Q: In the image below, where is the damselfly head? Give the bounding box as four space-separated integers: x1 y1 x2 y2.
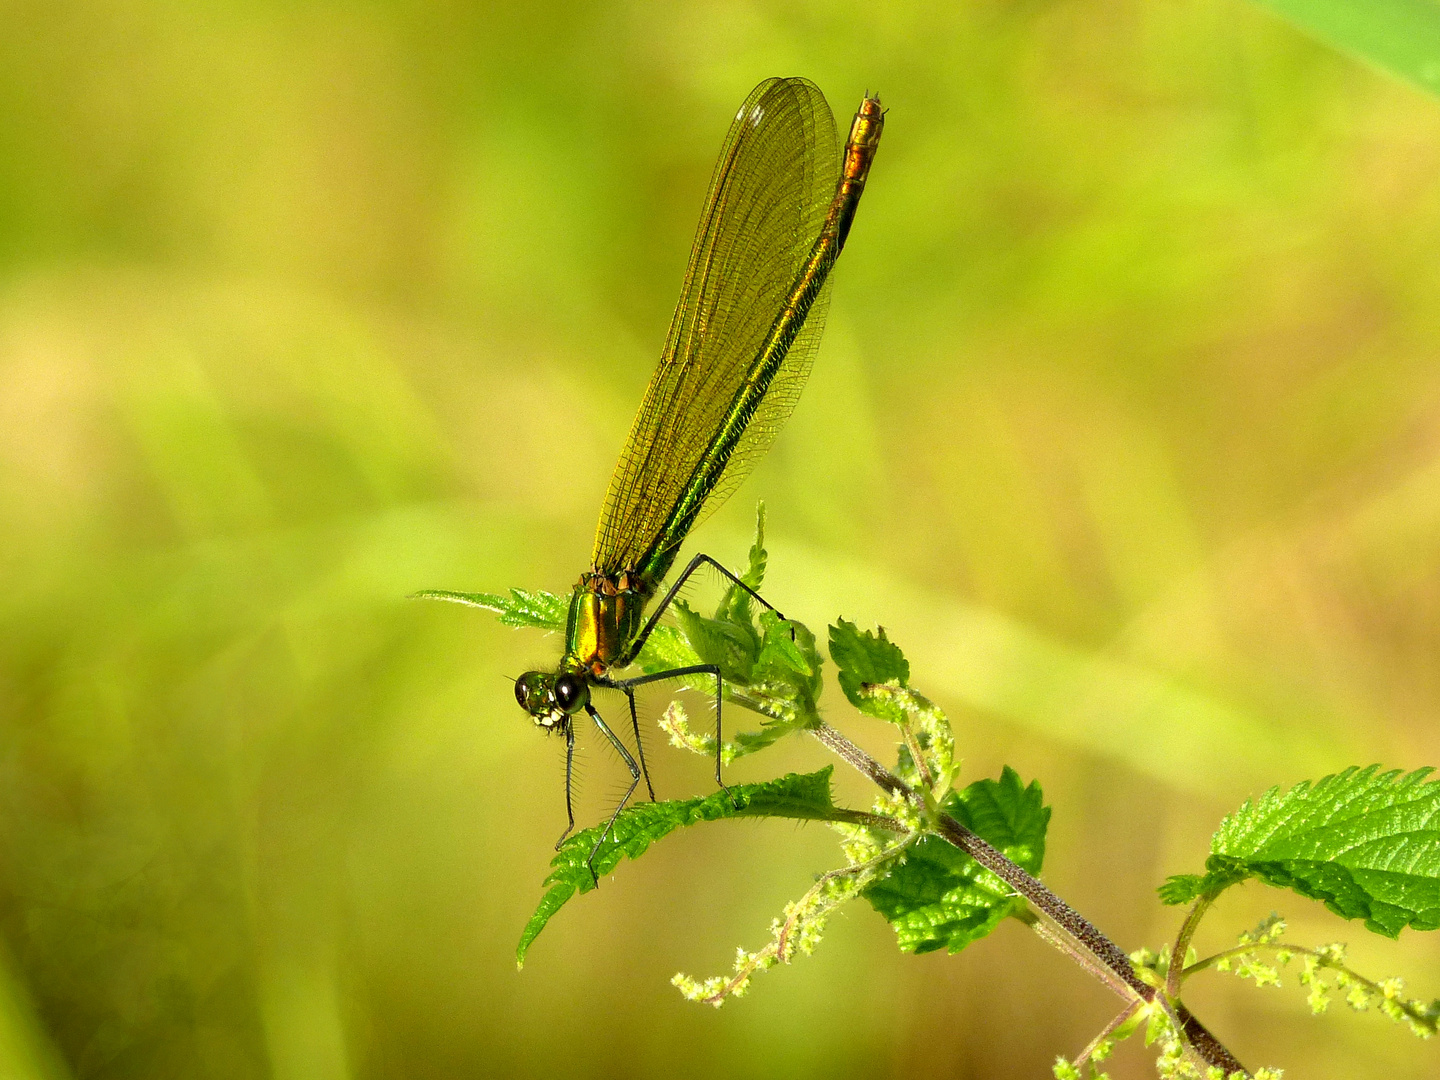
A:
514 669 589 730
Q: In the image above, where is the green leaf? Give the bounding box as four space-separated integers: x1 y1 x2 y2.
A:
1188 766 1440 937
754 611 814 681
1252 0 1440 100
1156 863 1250 907
1157 874 1209 906
726 724 794 758
518 768 838 966
863 767 1050 954
674 599 758 681
749 612 822 715
715 503 768 627
741 502 768 591
411 587 567 631
829 618 909 689
634 623 700 673
829 619 911 722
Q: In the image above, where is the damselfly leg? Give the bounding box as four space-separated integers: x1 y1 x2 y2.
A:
583 703 643 885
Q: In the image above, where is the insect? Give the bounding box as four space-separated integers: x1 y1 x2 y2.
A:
513 77 883 876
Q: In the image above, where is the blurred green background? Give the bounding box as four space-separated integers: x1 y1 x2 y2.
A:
2 1 1439 1077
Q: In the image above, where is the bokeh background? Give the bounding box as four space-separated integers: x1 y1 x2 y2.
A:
2 1 1439 1077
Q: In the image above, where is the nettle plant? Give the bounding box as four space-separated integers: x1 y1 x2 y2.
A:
434 510 1440 1079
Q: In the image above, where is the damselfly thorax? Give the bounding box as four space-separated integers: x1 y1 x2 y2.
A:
562 571 652 677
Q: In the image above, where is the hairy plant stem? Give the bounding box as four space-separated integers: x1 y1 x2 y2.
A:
1169 897 1213 1000
898 725 936 790
809 721 1248 1077
1015 909 1141 1002
1074 1001 1143 1070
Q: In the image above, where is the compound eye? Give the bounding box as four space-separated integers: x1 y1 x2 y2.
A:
553 674 589 714
514 672 550 714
